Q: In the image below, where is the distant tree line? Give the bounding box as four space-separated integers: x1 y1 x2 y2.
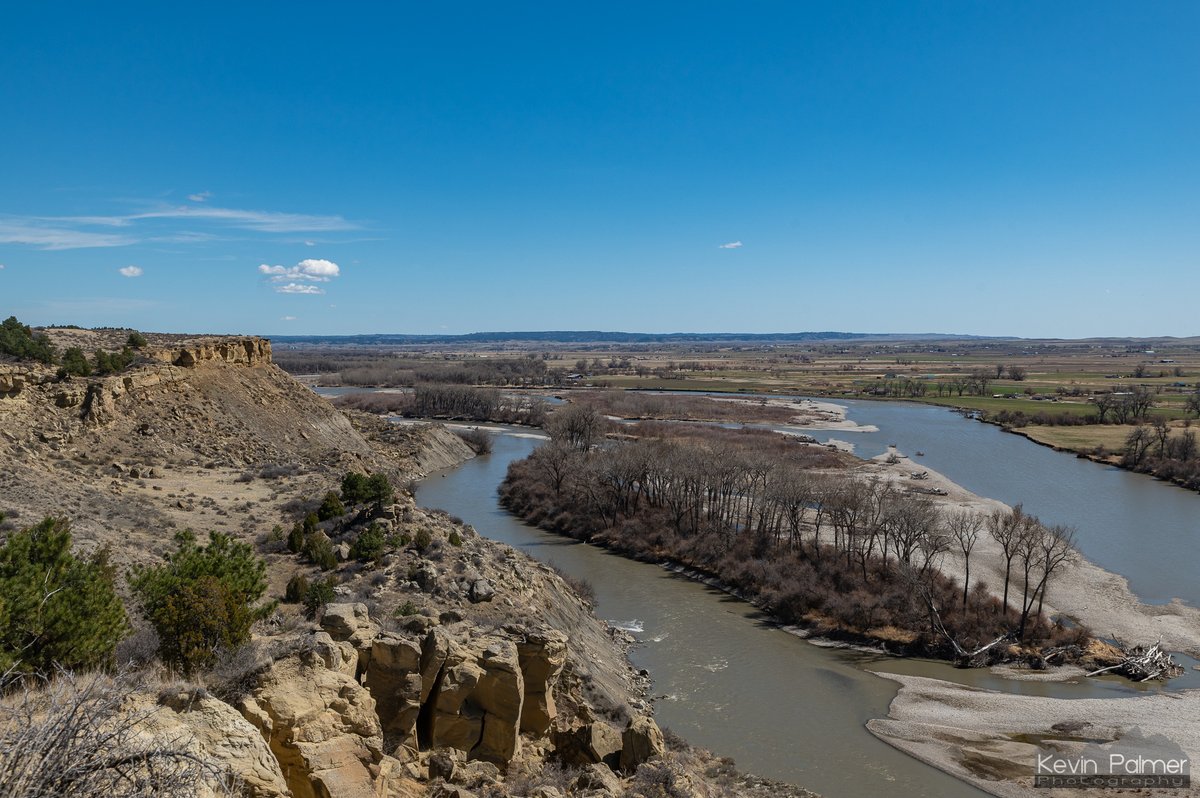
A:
334 385 548 425
0 316 147 377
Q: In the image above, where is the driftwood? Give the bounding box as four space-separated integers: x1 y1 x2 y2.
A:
1086 638 1182 681
922 586 1013 667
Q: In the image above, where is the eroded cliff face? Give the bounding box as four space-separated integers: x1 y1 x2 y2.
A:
0 335 469 572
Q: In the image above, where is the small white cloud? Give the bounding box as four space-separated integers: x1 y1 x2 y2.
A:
119 265 143 277
718 241 743 249
187 191 212 202
258 258 340 283
280 315 298 321
304 240 316 247
276 283 324 295
0 264 5 270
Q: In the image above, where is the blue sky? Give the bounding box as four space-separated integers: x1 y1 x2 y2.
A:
1 2 1196 337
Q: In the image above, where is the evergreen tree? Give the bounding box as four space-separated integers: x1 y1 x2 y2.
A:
0 517 128 674
0 316 56 364
129 530 274 673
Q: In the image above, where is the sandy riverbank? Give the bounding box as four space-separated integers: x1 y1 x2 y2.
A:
868 672 1200 797
858 448 1200 797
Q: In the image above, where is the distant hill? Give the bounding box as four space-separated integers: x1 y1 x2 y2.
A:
269 330 1000 346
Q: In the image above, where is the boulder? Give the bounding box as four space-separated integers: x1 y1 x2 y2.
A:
573 762 623 795
621 715 666 771
427 747 464 782
530 787 565 798
131 689 290 798
552 720 623 768
467 579 494 603
319 602 379 650
470 639 524 764
516 629 567 735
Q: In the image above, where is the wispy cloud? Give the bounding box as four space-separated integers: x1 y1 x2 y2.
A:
275 283 325 295
187 191 212 202
280 315 298 321
118 265 143 277
0 203 361 250
125 206 358 233
718 241 743 249
0 218 137 250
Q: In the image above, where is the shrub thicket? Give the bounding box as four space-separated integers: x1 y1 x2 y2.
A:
350 523 387 562
0 517 127 674
58 347 92 377
129 531 274 674
340 471 393 506
316 491 345 521
284 573 310 603
0 316 55 364
303 577 337 618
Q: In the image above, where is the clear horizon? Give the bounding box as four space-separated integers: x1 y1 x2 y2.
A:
2 3 1197 338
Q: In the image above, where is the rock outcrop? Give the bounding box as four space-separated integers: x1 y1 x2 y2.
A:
517 629 568 736
238 640 386 798
130 688 291 798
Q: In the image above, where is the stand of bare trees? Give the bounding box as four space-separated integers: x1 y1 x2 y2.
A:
503 422 1084 662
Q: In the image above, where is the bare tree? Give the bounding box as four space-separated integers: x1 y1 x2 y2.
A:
987 504 1028 615
549 403 604 451
1031 524 1076 623
1006 365 1027 381
1123 425 1153 467
946 509 983 610
1186 390 1200 419
1150 416 1171 458
1092 392 1115 424
970 369 992 396
530 441 577 496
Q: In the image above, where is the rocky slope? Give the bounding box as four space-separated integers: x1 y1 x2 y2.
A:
0 333 819 798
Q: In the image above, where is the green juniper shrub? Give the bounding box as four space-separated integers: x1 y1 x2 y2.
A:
316 491 345 521
341 470 393 506
340 471 370 504
126 331 148 349
58 346 92 378
413 528 433 553
0 316 56 364
303 512 319 534
92 346 137 376
303 577 337 618
285 573 310 603
303 533 337 571
0 517 127 674
365 473 393 505
448 530 463 547
129 530 274 674
395 600 419 617
349 523 386 563
287 523 305 553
